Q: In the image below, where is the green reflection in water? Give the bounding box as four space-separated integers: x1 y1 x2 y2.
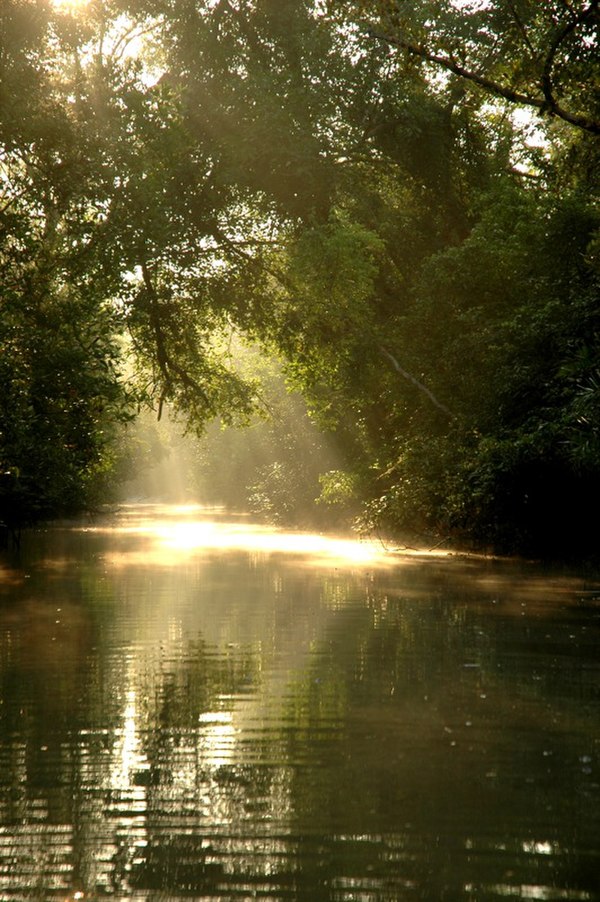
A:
0 505 598 900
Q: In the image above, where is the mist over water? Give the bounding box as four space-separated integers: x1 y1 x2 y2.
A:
0 505 599 900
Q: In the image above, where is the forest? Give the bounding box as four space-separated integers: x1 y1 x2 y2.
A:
1 0 599 559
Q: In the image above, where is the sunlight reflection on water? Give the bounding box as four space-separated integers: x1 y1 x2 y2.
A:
85 503 413 567
1 504 599 901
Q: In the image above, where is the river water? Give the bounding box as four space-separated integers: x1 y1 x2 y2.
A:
0 503 598 901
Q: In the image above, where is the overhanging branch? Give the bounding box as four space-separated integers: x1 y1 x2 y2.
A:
367 20 600 135
541 0 598 117
140 262 213 418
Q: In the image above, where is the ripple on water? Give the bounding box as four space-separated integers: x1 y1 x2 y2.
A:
0 506 598 900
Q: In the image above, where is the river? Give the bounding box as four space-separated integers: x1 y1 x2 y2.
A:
0 503 598 901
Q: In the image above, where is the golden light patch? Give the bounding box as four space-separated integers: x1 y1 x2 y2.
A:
51 0 91 12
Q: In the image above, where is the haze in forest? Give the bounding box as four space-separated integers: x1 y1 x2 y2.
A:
1 0 598 560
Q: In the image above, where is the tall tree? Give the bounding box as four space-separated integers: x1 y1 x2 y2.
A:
0 0 139 519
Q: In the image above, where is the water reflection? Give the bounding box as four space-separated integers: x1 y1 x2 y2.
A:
93 502 398 568
0 505 598 900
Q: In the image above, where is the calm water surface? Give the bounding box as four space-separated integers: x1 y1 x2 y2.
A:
0 504 599 901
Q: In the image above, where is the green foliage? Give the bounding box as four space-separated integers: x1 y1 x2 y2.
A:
338 0 600 135
264 220 383 404
1 0 598 557
352 185 600 555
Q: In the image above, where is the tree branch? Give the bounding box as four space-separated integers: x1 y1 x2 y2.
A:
210 225 295 292
140 262 213 417
541 0 598 116
379 346 454 418
507 0 538 60
367 25 600 135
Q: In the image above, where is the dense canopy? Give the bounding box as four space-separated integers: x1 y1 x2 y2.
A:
1 0 599 558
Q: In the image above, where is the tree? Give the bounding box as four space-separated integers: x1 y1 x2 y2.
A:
0 0 140 522
1 0 598 558
334 0 600 135
0 0 267 520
